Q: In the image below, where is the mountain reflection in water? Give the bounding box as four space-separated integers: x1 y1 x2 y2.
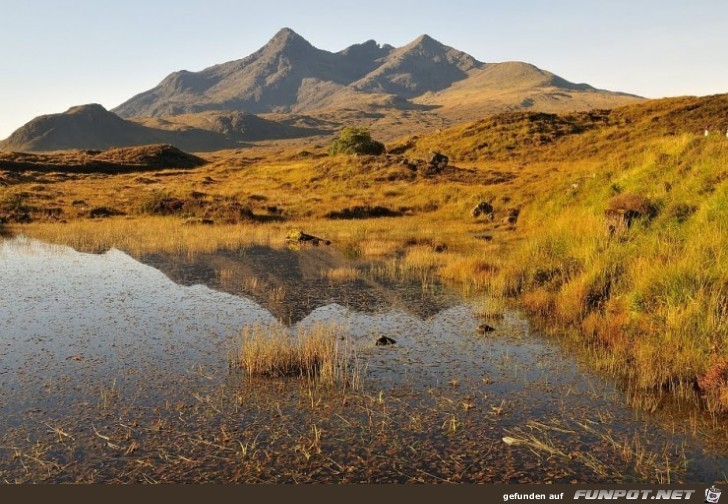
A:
138 245 462 324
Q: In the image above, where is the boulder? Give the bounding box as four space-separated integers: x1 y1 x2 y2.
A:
375 336 397 346
285 229 331 246
429 152 449 168
476 323 495 335
471 202 494 219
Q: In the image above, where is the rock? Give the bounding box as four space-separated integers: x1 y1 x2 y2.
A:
476 323 495 335
418 152 448 176
286 229 331 246
429 152 449 168
471 202 494 219
375 336 397 346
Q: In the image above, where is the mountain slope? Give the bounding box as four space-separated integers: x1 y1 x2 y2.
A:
113 28 641 121
413 61 641 121
136 110 326 142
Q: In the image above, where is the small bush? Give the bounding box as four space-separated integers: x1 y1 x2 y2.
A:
329 127 385 156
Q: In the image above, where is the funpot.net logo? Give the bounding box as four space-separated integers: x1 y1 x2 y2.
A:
705 487 721 504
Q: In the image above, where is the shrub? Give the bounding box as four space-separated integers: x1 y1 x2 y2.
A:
329 127 385 156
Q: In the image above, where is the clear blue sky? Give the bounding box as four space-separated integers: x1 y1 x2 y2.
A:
1 0 726 138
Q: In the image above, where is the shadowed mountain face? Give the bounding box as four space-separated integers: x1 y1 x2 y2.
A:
137 245 462 325
0 104 322 152
350 34 482 98
114 28 392 117
113 28 640 119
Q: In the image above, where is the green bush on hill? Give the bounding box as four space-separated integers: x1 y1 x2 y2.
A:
329 127 385 156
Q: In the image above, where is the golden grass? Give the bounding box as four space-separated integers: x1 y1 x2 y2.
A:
6 94 728 412
236 323 364 391
20 217 278 255
320 266 361 282
474 295 507 321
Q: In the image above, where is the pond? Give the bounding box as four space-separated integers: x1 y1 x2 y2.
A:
0 236 726 483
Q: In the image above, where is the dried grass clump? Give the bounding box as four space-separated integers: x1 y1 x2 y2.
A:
236 323 364 390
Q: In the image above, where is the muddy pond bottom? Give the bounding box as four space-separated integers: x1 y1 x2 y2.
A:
0 237 726 483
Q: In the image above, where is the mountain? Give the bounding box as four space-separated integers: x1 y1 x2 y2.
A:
114 28 639 121
3 29 644 152
0 104 321 152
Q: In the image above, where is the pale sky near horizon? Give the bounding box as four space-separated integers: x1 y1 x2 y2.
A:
1 0 726 138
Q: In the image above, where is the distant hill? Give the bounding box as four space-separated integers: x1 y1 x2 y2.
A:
0 104 321 152
113 28 642 121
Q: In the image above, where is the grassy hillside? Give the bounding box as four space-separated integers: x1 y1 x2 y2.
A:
4 93 728 412
399 94 728 411
495 133 728 408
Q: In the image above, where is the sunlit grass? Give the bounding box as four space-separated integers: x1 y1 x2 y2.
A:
6 97 728 411
235 323 364 391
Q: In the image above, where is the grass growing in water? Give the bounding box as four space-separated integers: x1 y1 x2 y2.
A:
236 323 364 391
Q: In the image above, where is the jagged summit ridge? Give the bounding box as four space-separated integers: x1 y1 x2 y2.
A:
112 29 488 117
111 28 637 120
